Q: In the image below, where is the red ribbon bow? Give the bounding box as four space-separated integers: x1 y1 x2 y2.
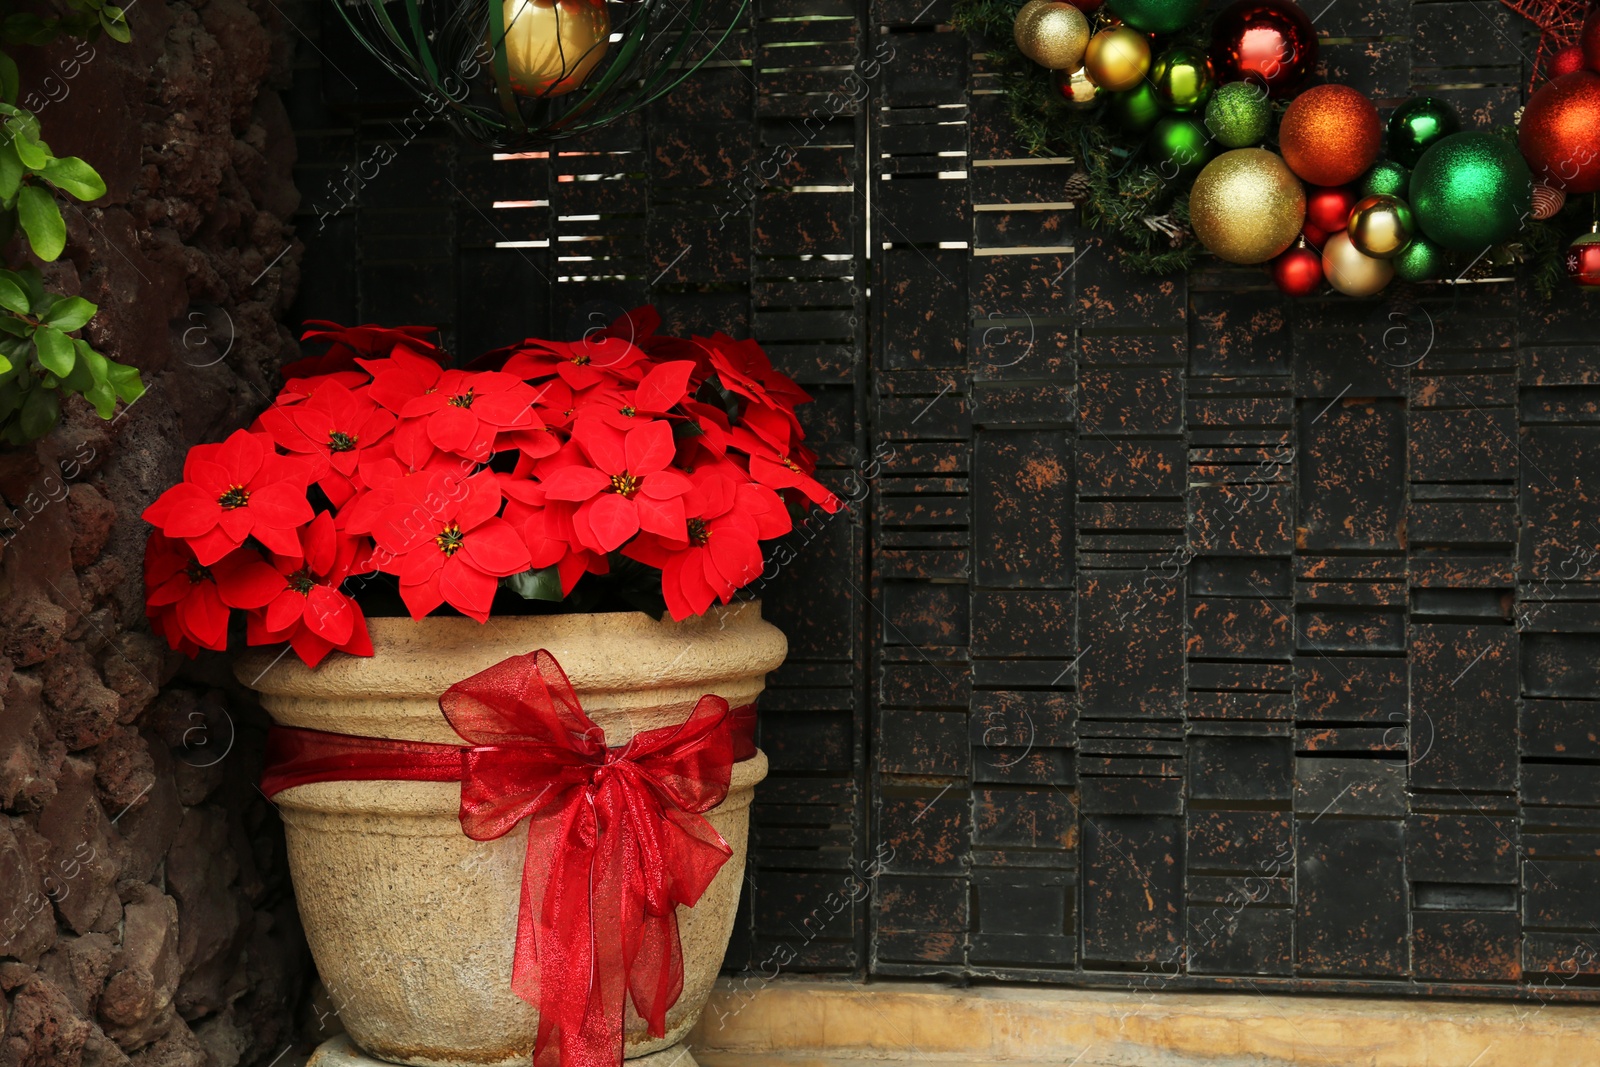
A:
261 649 751 1067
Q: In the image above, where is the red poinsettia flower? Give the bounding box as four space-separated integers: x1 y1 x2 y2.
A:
337 439 474 546
143 429 315 565
539 419 693 554
146 307 828 660
676 399 736 469
244 513 374 667
277 369 371 405
734 400 815 472
704 332 812 430
364 352 541 460
501 336 648 390
581 360 697 431
258 380 396 507
623 468 792 620
144 534 283 655
283 321 442 380
369 469 531 622
499 475 609 595
728 419 837 512
598 306 714 379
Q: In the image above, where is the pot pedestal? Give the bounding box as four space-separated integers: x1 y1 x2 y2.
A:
309 1035 700 1067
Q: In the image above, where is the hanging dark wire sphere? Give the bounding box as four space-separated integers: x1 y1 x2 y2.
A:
334 0 742 149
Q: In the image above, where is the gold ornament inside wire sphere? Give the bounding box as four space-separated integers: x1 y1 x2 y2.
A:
1346 194 1415 259
1015 0 1091 70
1083 25 1150 91
1188 148 1307 264
502 0 612 97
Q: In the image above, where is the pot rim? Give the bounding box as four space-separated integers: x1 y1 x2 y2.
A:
235 601 786 700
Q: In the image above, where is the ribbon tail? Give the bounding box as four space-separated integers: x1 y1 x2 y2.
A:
529 795 632 1067
526 801 598 1067
627 909 685 1039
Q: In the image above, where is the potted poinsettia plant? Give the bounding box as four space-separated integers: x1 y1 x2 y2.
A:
141 309 837 1067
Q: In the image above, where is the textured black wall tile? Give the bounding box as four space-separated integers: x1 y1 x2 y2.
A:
301 0 1600 1002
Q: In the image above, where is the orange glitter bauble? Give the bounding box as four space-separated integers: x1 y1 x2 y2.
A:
1519 71 1600 194
1278 84 1383 187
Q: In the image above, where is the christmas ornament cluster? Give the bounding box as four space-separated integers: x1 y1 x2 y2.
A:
969 0 1600 294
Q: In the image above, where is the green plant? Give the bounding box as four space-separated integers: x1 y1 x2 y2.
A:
0 0 140 444
0 0 129 59
0 266 141 442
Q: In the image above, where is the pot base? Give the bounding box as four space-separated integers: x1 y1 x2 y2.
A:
308 1034 701 1067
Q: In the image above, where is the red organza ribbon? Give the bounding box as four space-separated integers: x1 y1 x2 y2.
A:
261 649 756 1067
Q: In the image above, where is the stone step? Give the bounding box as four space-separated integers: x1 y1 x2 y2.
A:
687 978 1600 1067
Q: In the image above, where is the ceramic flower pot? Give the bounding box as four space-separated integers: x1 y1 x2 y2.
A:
236 603 783 1067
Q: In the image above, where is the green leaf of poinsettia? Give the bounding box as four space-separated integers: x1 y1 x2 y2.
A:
504 566 565 602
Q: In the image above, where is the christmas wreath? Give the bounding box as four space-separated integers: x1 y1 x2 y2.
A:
951 0 1600 297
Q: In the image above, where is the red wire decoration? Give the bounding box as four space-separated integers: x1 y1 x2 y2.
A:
262 649 757 1067
1499 0 1591 86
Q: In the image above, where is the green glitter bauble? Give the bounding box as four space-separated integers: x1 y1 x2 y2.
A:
1391 233 1450 282
1104 0 1207 33
1204 81 1272 148
1108 82 1164 133
1386 96 1461 169
1408 132 1532 251
1361 160 1410 199
1147 116 1214 181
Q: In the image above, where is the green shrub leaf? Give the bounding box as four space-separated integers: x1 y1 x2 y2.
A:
0 142 25 201
33 324 73 376
0 53 17 105
17 384 58 439
11 131 46 171
106 360 143 403
0 270 28 314
43 295 94 331
17 185 65 260
40 156 104 201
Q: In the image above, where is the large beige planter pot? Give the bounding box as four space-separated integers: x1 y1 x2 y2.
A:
236 604 783 1067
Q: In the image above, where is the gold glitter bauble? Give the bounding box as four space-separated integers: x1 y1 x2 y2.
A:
1189 148 1307 264
501 0 610 97
1322 230 1394 296
1014 0 1090 70
1083 26 1150 91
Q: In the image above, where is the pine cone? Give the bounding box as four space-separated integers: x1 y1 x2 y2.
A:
1064 170 1092 202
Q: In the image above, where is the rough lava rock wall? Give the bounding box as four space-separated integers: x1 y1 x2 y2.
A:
0 1 309 1065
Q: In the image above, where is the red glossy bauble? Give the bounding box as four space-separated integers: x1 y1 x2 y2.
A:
1568 229 1600 286
1583 9 1600 72
1272 242 1324 295
1209 0 1318 98
1518 70 1600 193
1549 43 1586 80
1066 0 1105 10
1280 84 1383 186
1306 186 1358 233
1301 223 1328 247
